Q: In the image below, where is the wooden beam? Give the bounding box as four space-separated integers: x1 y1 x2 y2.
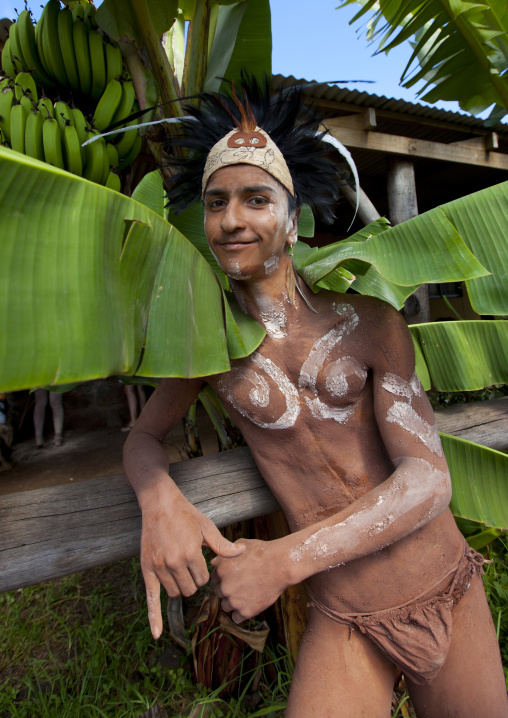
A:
435 397 508 452
325 120 508 170
0 447 280 594
451 132 499 151
327 108 377 131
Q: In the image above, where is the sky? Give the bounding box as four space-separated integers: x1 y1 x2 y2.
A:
0 0 483 118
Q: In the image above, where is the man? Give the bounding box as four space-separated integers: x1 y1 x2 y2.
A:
124 79 507 717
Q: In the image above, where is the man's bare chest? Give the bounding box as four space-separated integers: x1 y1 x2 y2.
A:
208 302 370 431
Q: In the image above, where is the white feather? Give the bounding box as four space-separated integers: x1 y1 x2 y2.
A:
320 132 360 229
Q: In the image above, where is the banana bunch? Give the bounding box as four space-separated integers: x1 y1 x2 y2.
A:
0 1 157 185
0 75 121 190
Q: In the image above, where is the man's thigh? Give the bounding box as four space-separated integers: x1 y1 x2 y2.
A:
407 573 508 718
286 608 396 718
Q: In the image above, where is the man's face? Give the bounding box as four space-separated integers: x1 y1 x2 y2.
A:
203 164 297 281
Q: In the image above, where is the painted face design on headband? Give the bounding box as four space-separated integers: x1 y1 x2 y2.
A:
227 131 267 148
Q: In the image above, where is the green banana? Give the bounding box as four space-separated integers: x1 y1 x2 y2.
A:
1 38 17 79
37 96 55 120
93 77 122 131
57 7 80 93
72 3 84 22
106 141 119 169
42 113 65 169
105 171 121 192
114 117 138 158
101 138 110 183
0 128 6 146
88 29 106 102
35 2 50 77
54 100 74 135
14 72 38 112
8 22 26 73
71 106 88 164
10 102 29 153
118 132 142 171
16 9 51 86
24 107 45 161
73 18 92 96
63 122 82 176
41 0 69 87
104 41 123 84
84 131 106 183
0 86 15 144
111 78 135 126
83 3 97 29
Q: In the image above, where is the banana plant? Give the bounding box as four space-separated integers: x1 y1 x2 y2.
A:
338 0 508 124
94 0 271 172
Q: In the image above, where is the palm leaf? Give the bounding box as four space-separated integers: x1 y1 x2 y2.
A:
0 147 263 391
339 0 508 122
442 432 508 529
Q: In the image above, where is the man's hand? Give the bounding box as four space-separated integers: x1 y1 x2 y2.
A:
210 538 292 624
140 493 245 639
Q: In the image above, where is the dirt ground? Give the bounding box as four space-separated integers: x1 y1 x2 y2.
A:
0 380 219 496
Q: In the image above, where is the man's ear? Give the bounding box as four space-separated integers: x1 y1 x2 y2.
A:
288 208 301 244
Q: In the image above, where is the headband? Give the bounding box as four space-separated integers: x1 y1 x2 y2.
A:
201 126 295 197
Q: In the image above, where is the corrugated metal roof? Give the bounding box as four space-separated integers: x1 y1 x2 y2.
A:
272 74 508 135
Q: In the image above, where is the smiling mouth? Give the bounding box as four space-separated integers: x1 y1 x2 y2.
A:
217 238 257 249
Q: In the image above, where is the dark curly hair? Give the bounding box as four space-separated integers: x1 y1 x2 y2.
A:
163 75 341 224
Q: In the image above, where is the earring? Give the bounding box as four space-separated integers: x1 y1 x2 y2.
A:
286 242 296 305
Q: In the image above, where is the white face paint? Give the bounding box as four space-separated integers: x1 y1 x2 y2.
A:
264 255 279 276
386 402 443 456
290 457 448 565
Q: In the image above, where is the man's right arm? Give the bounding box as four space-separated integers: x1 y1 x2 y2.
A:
123 378 245 639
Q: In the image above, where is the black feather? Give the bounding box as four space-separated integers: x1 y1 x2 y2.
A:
163 74 341 224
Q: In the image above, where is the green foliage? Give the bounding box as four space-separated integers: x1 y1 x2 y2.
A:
483 538 508 687
339 0 508 123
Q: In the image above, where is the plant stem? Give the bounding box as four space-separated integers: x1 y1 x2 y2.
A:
129 0 182 117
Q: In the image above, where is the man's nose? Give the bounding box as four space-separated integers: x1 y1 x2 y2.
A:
220 200 245 233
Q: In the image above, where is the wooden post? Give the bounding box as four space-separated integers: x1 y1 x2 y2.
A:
387 157 430 324
339 183 381 226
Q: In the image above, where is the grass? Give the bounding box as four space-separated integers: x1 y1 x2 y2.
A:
1 542 507 717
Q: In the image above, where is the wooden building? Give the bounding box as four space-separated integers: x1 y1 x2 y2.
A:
273 75 508 321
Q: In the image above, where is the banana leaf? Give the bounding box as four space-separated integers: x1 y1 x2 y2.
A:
440 183 508 315
0 146 263 391
442 433 508 530
297 204 488 297
339 0 508 123
411 321 508 391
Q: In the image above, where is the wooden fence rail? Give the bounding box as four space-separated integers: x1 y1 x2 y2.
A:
0 398 507 594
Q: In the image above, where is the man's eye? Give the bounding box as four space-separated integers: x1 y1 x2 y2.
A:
250 196 268 206
208 199 226 209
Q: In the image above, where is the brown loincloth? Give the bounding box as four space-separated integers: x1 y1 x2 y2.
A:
307 540 487 685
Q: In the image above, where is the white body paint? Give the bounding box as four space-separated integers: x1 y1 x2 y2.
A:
387 402 443 456
382 371 442 456
290 457 448 566
220 302 364 429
